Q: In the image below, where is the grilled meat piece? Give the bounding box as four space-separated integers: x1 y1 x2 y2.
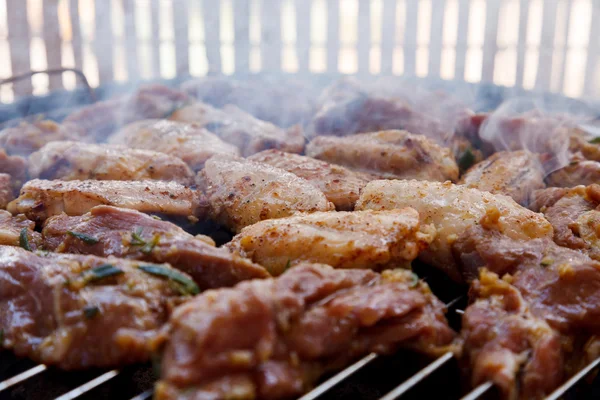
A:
0 149 28 192
460 150 545 206
28 141 195 185
0 245 193 369
0 119 85 156
356 180 553 281
109 119 239 171
0 210 41 248
545 160 600 187
152 264 455 400
199 155 334 232
248 150 373 211
226 209 435 275
306 130 459 182
8 179 207 222
170 102 304 156
63 84 191 139
461 270 564 400
0 173 14 208
43 205 269 289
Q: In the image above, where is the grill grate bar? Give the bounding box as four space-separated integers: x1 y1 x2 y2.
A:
54 370 120 400
130 389 153 400
0 364 47 393
378 351 455 400
460 381 494 400
545 356 600 400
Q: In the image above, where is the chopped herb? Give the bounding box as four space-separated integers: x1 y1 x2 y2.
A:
540 257 554 267
138 265 200 295
130 228 146 246
83 305 100 319
569 161 580 166
458 148 476 172
284 259 292 272
409 272 419 288
151 215 162 221
141 235 160 255
589 137 600 144
67 231 99 245
130 228 159 254
19 228 31 251
80 264 124 285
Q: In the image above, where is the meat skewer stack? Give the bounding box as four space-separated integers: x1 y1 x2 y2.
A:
0 76 599 400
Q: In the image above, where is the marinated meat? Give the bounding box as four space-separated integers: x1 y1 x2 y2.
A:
0 119 85 156
0 149 28 192
28 141 195 185
63 84 191 139
170 102 304 156
152 264 455 400
0 173 14 208
545 160 600 187
356 180 553 281
461 270 564 400
8 179 207 222
460 150 545 206
0 210 41 249
43 205 269 289
0 245 193 369
306 130 459 182
226 209 435 275
109 119 239 171
248 149 373 211
199 155 334 232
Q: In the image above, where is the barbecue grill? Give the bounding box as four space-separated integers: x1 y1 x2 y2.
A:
1 1 600 399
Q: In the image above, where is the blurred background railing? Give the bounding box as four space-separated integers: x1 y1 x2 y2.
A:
0 0 598 103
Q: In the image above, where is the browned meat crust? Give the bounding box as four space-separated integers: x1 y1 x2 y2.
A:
0 119 85 156
306 130 459 182
248 149 373 211
0 173 14 209
545 160 600 187
0 245 192 369
42 205 269 289
170 102 305 156
152 264 455 400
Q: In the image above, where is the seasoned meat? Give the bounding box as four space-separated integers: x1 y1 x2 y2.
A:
43 205 269 289
109 119 239 171
356 180 553 281
152 264 455 400
8 179 207 222
0 245 193 369
248 150 373 210
0 173 14 208
63 84 191 139
226 209 435 275
0 119 85 156
460 150 545 205
181 76 317 127
170 102 304 156
0 210 41 249
306 130 459 182
545 160 600 187
199 155 334 232
0 149 28 192
461 270 564 400
528 185 600 260
28 141 195 185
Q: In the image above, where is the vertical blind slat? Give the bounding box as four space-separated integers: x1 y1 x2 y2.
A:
203 0 222 73
150 0 161 78
69 0 83 72
173 0 190 75
380 0 397 74
428 0 446 77
233 0 250 73
481 0 500 82
94 0 114 83
6 0 32 96
557 0 573 93
43 0 63 89
327 0 339 73
261 0 282 71
357 0 371 74
404 0 418 76
455 0 470 79
515 0 530 87
295 0 311 72
123 0 139 82
584 0 600 96
535 0 558 90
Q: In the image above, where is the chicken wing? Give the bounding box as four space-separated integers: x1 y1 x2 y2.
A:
0 119 85 156
170 102 304 156
28 141 195 185
109 119 239 171
305 130 459 182
355 180 553 281
226 208 435 275
248 149 373 210
460 150 545 206
199 155 334 232
8 179 207 222
43 205 269 289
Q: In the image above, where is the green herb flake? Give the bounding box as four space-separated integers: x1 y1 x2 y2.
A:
130 228 146 246
67 231 99 245
19 228 31 251
81 264 124 284
284 259 292 272
83 305 100 319
458 148 476 172
138 265 200 296
540 257 554 267
141 235 160 255
589 137 600 144
409 272 419 288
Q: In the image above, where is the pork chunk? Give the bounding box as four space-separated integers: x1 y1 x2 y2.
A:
0 119 84 156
